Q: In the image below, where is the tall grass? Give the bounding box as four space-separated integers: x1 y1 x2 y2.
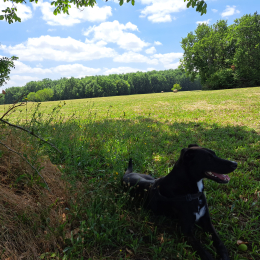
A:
0 87 260 259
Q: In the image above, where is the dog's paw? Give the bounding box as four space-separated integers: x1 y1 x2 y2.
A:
220 256 230 260
217 246 230 260
200 251 215 260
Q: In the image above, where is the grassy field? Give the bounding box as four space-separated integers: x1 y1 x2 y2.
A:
0 87 260 260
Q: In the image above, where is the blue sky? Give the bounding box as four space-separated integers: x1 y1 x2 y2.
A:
0 0 258 91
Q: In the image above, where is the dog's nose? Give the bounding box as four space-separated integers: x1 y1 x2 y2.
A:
230 161 238 169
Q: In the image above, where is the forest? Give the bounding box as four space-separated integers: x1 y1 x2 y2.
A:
1 69 202 104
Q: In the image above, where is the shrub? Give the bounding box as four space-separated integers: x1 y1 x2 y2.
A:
171 83 182 91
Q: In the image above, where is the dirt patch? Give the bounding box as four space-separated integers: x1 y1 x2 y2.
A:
133 106 143 112
183 101 241 111
154 101 170 107
182 101 216 111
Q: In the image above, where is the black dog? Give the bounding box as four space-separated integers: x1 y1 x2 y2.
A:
122 144 237 260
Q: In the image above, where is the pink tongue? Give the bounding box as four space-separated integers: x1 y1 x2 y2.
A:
212 172 230 181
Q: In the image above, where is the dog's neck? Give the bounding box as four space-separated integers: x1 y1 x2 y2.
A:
159 164 203 197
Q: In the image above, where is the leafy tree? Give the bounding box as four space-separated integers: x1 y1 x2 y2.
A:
63 77 81 99
150 74 167 93
27 92 37 101
0 92 5 104
180 21 229 86
0 56 18 87
131 72 151 94
85 79 102 98
35 88 54 101
3 86 23 103
180 14 260 90
116 79 130 95
184 0 207 15
159 69 176 91
230 12 260 87
98 76 117 96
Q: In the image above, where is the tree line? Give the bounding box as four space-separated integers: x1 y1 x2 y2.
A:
1 69 202 104
180 12 260 90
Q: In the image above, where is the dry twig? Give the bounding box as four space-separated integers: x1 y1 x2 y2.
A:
0 118 62 154
0 93 62 154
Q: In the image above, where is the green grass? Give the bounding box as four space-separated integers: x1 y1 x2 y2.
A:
1 87 260 259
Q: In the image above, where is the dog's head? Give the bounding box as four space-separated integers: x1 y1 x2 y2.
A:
179 144 237 184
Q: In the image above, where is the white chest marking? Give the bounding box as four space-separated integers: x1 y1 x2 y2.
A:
194 179 205 222
197 179 204 192
194 206 206 222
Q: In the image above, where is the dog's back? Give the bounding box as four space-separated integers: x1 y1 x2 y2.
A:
123 158 156 197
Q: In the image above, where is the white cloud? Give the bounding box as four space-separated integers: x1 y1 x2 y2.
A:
1 61 101 90
152 52 183 68
196 19 211 25
113 51 158 65
0 1 32 22
139 0 186 23
1 75 39 90
212 9 218 13
103 67 145 75
147 13 172 23
221 5 240 17
32 0 112 26
52 64 101 77
154 41 162 45
11 60 101 77
11 60 52 74
83 20 149 52
163 61 180 70
0 35 117 62
147 67 156 71
47 28 56 32
145 46 156 54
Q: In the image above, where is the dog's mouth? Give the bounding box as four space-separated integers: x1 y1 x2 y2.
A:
205 171 230 183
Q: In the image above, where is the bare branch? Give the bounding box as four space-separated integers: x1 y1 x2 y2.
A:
0 118 62 154
0 93 27 120
0 102 25 120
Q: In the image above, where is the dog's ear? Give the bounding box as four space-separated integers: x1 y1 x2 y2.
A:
183 149 196 162
188 144 199 148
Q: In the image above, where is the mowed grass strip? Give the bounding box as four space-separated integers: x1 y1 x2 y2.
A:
1 87 260 260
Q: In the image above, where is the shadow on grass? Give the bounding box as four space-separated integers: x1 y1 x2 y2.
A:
22 116 260 259
43 116 260 180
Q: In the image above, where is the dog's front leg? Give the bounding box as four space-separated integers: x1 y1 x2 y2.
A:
199 207 230 260
180 216 214 260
